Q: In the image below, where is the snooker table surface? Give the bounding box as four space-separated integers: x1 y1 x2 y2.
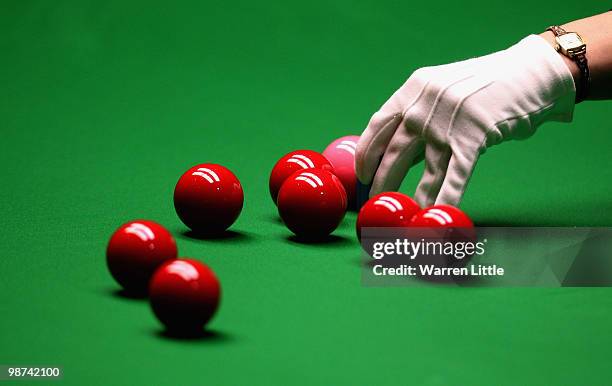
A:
1 1 611 385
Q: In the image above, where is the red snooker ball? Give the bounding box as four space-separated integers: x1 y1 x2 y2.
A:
409 205 473 228
409 204 475 246
174 164 244 234
106 220 178 294
322 135 360 210
277 169 347 238
149 258 221 333
409 205 475 270
356 192 420 240
269 150 334 204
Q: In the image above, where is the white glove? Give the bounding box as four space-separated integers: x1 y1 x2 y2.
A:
355 35 576 207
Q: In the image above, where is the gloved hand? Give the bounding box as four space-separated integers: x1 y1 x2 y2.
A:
355 35 576 207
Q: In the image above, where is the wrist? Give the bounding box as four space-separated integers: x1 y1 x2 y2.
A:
539 30 583 101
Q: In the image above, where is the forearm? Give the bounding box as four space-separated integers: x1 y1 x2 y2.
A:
539 11 612 101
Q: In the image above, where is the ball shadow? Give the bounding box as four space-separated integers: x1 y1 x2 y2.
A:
351 255 367 267
285 234 351 246
179 229 253 242
153 328 234 343
263 214 284 225
473 220 535 227
105 288 147 301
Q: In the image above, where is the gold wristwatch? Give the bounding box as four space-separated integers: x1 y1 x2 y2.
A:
547 26 590 102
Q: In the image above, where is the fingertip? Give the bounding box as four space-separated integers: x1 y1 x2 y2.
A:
367 181 382 198
413 189 433 208
434 152 478 207
355 133 374 184
434 185 461 207
355 164 373 186
356 166 374 185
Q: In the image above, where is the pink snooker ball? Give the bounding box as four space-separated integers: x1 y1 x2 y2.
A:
322 135 360 210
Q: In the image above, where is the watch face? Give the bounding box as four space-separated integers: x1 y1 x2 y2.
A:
558 33 584 50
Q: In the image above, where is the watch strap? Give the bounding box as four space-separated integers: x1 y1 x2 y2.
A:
547 25 590 102
547 25 567 37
